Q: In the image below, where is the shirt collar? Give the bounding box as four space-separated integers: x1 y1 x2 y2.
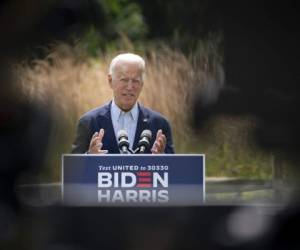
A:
111 99 139 121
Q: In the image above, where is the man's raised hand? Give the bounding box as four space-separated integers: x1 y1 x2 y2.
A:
151 129 166 154
88 128 108 154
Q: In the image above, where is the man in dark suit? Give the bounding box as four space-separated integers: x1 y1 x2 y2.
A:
72 53 174 154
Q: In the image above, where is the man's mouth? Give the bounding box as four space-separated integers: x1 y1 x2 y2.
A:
122 93 134 97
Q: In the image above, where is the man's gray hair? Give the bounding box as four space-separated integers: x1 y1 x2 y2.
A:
109 53 145 80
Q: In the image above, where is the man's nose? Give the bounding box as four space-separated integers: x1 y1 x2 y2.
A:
126 79 134 89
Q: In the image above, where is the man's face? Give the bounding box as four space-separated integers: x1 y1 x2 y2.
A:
108 61 143 111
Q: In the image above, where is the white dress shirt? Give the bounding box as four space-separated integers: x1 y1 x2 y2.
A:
110 99 139 149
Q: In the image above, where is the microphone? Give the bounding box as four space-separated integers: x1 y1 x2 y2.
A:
138 130 152 153
117 130 130 154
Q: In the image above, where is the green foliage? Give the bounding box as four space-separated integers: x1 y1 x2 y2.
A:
80 0 148 56
100 0 148 39
180 116 273 179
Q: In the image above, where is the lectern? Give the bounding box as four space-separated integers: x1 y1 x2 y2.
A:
62 154 205 206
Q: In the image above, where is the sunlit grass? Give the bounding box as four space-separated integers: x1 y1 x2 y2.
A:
16 43 272 182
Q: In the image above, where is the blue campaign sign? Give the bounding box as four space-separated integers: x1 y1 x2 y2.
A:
62 154 205 206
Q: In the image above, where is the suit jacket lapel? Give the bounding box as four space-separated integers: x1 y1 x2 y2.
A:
98 101 119 153
133 104 150 150
99 102 151 153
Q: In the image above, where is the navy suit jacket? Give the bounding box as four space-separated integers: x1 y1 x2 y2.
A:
71 102 175 154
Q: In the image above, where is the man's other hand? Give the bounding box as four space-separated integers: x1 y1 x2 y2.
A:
88 128 108 154
151 129 166 154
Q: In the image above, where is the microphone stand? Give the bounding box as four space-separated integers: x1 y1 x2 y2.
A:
120 148 138 154
131 148 140 154
124 147 142 154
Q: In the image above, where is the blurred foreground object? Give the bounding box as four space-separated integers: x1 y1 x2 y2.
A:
193 1 300 157
0 0 99 247
1 0 300 249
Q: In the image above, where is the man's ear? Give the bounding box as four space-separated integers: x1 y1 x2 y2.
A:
108 74 113 88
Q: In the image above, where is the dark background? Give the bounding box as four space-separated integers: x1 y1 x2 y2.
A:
1 0 300 249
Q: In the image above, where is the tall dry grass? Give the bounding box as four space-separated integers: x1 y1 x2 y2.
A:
16 44 208 180
16 43 272 182
18 45 199 143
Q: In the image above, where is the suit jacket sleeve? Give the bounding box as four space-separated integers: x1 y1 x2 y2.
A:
162 118 175 154
71 116 94 153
